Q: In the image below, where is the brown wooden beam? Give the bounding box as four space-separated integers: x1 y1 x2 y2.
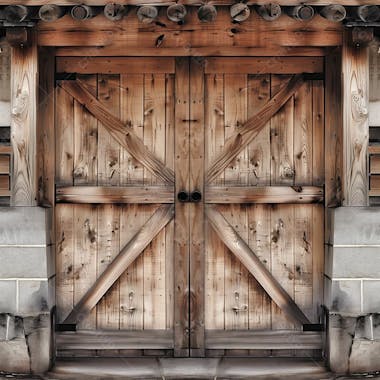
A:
205 186 324 204
56 186 174 204
63 204 174 325
206 206 311 326
59 79 175 185
206 74 304 184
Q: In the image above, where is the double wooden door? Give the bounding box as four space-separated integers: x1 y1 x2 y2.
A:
55 56 325 357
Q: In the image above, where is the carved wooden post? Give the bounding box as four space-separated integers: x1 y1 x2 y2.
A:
342 29 369 206
10 31 38 206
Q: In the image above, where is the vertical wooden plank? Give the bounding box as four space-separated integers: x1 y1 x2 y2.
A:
55 84 74 186
313 80 325 187
205 73 225 349
97 74 120 186
325 49 343 207
270 75 294 186
247 75 271 186
56 204 74 323
120 74 144 185
270 204 295 356
247 204 271 356
189 57 205 356
342 30 369 206
165 74 175 330
74 204 97 330
37 47 55 207
174 57 190 357
224 74 248 185
143 72 167 330
73 75 98 186
11 32 38 206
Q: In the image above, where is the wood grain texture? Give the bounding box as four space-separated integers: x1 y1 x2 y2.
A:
56 186 174 203
64 204 174 325
59 79 175 185
206 206 310 326
205 186 323 204
10 31 38 206
342 30 369 206
206 75 304 184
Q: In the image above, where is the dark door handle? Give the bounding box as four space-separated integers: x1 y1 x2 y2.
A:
177 191 190 202
190 190 202 203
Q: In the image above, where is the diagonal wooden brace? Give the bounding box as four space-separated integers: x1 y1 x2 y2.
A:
206 205 310 326
63 204 175 325
59 80 175 185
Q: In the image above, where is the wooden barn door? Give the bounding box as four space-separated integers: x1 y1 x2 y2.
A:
199 57 326 357
54 56 325 358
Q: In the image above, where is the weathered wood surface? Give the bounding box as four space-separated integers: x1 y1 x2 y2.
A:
11 31 38 206
206 330 322 350
206 75 304 184
64 204 174 325
342 30 369 206
205 57 323 74
56 186 174 203
205 186 323 204
56 330 173 350
206 206 310 326
59 79 175 185
37 9 342 49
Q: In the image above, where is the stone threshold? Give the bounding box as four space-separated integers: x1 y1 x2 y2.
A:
47 357 331 379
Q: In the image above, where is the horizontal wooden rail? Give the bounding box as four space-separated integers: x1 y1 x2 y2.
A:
206 330 322 350
205 186 323 204
56 186 174 204
56 329 173 350
206 205 310 326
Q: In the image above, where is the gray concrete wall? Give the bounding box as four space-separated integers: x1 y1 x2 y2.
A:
0 207 54 374
325 207 380 374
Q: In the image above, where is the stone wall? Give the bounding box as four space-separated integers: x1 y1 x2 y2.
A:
0 207 54 373
325 207 380 374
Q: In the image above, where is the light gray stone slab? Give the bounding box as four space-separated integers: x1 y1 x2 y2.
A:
331 247 380 278
330 280 361 313
18 280 49 314
349 338 380 373
0 247 50 278
0 338 30 373
363 281 380 313
0 206 51 245
0 280 17 313
330 207 380 246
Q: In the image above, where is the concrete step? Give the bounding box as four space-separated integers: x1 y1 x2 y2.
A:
48 357 333 379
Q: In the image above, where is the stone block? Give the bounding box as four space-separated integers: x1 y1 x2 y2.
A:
18 280 49 314
331 247 380 278
363 281 380 313
0 206 51 246
0 338 30 373
0 247 51 278
330 207 380 246
0 280 17 313
349 339 380 373
330 280 361 314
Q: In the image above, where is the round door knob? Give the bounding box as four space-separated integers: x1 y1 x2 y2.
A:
177 191 189 202
190 190 202 202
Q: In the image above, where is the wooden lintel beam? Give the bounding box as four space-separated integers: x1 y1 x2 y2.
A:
56 186 174 204
59 80 175 185
205 186 324 204
206 206 311 326
206 74 304 184
63 204 174 325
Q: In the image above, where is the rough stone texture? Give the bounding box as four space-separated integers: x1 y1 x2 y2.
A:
0 313 51 374
350 339 380 373
330 280 362 314
363 281 380 313
329 207 380 246
0 247 51 278
0 207 51 246
0 281 17 314
18 280 49 315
